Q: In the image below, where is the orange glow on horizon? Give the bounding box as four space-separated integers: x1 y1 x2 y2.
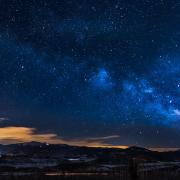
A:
0 126 177 152
87 144 129 149
0 126 125 148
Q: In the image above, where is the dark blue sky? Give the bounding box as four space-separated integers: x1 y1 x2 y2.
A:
0 0 180 149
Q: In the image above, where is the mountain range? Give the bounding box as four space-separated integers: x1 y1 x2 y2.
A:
0 142 180 162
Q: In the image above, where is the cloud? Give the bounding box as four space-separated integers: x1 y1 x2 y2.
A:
0 126 126 148
87 135 120 141
0 117 9 122
0 127 56 144
173 109 180 116
149 148 179 152
89 68 114 90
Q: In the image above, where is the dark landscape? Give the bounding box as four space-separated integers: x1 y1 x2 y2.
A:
0 142 180 179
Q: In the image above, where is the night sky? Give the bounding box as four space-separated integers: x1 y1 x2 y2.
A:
0 0 180 150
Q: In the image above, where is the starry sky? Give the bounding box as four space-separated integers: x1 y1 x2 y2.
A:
0 0 180 150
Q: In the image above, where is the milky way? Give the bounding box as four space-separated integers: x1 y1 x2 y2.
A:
0 0 180 148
